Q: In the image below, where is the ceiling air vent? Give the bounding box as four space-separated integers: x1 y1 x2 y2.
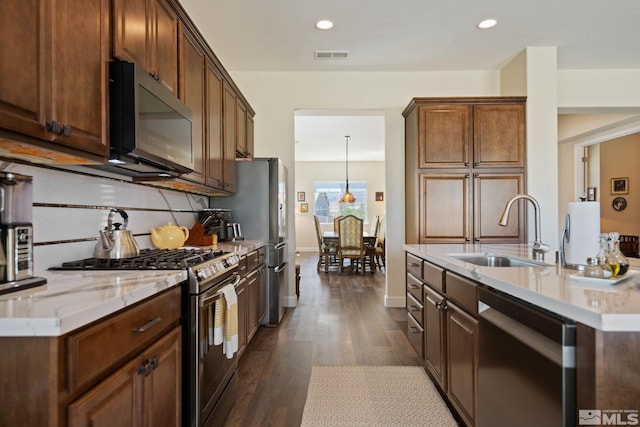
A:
314 50 350 60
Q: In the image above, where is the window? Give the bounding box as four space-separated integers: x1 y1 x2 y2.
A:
313 181 367 223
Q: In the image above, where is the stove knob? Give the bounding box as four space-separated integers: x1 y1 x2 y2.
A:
197 269 209 280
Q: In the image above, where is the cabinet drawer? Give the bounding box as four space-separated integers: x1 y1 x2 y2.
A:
407 311 424 359
406 293 424 328
406 273 423 303
237 255 248 276
423 261 444 292
406 253 423 278
246 250 259 272
445 272 478 315
66 286 181 392
257 246 266 266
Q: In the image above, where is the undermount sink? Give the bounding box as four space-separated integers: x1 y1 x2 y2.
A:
450 253 550 268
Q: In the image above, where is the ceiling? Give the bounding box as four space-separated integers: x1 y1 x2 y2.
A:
294 110 385 162
178 0 640 161
179 0 640 72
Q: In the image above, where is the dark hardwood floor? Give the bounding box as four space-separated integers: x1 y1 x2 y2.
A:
224 252 423 427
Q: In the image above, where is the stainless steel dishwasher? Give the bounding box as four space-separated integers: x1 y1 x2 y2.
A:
478 287 576 427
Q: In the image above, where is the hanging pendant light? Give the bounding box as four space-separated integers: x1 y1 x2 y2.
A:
339 135 356 204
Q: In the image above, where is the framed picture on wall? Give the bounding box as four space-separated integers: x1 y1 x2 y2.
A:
587 187 597 201
375 192 384 201
300 203 309 213
611 177 629 195
297 191 306 202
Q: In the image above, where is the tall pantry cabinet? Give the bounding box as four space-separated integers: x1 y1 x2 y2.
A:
404 97 527 244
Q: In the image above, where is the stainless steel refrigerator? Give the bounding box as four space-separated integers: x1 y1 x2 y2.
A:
212 158 288 326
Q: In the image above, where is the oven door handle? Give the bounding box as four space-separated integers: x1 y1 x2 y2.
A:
200 274 241 306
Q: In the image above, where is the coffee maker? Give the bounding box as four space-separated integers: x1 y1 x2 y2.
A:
0 172 46 295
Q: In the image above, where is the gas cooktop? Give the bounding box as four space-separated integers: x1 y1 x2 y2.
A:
50 248 226 271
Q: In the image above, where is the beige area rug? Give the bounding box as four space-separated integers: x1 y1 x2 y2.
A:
301 365 459 426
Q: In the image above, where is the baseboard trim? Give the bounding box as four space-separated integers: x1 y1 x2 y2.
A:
384 295 406 308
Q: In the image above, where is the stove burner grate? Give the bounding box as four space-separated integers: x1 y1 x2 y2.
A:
52 248 225 270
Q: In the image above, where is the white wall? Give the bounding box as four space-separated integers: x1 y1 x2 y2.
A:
294 161 386 251
1 162 207 272
231 65 640 308
229 70 501 307
555 74 640 240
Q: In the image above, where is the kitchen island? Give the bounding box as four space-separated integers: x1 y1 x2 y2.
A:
404 243 640 427
404 243 640 332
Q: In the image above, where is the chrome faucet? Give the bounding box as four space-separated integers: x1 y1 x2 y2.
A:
498 194 550 261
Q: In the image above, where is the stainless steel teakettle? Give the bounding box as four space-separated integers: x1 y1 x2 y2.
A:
94 209 140 259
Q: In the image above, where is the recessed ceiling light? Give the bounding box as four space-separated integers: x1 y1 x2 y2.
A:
315 20 334 30
477 19 498 30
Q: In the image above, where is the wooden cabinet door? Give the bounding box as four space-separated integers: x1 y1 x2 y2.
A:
236 101 247 157
0 0 49 141
247 270 259 342
236 278 247 356
258 265 267 323
178 23 205 184
68 357 143 427
47 0 109 157
473 103 525 168
142 327 181 427
473 172 525 243
206 62 225 189
223 82 237 193
424 285 447 390
112 0 147 66
149 0 177 94
419 173 471 243
446 302 478 427
418 104 470 168
113 0 177 95
246 114 254 159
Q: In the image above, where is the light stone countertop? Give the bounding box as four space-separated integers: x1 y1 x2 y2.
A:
404 243 640 332
0 269 187 337
0 241 266 338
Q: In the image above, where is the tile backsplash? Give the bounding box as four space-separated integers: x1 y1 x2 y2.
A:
1 162 209 272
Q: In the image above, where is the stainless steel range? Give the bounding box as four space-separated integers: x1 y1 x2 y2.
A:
52 247 241 427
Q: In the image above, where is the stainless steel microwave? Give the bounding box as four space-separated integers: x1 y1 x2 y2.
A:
97 61 193 178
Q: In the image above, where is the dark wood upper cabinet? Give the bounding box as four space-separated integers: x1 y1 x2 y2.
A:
405 97 527 244
0 0 48 142
418 104 471 168
206 61 225 190
113 0 178 95
236 101 248 157
223 81 237 193
2 0 253 195
0 0 109 162
178 22 205 184
473 103 525 168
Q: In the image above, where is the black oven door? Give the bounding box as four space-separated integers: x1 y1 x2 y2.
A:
185 273 240 427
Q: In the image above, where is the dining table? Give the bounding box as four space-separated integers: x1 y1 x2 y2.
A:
322 231 378 272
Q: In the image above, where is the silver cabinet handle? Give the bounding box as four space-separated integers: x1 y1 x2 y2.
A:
132 317 161 334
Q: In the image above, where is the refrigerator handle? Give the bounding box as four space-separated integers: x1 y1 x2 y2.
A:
275 262 287 273
274 242 286 250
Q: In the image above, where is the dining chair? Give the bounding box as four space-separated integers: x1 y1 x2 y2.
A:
314 215 338 273
374 216 386 269
333 215 345 233
364 215 380 271
369 215 380 237
337 215 366 274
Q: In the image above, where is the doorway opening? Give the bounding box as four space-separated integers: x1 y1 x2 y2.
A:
293 108 386 273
